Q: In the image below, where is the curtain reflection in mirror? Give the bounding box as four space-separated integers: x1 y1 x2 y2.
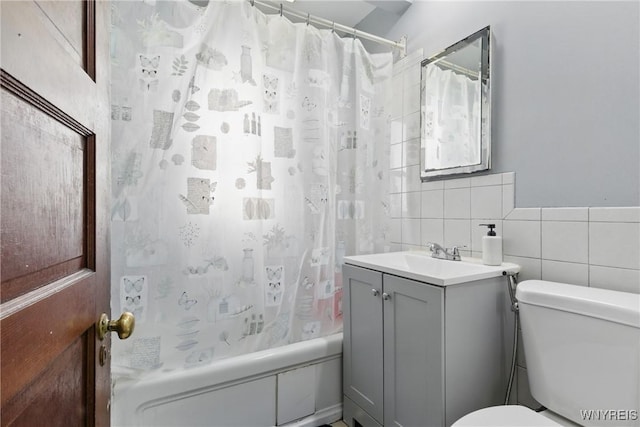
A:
423 62 481 170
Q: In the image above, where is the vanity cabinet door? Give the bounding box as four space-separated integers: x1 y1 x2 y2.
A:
383 275 445 427
343 264 384 424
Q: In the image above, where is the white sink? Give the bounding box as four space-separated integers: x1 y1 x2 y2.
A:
343 251 520 286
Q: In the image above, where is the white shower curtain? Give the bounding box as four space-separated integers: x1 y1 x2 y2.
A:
110 0 392 372
422 63 481 170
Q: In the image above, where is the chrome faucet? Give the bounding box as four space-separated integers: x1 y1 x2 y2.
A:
427 242 463 261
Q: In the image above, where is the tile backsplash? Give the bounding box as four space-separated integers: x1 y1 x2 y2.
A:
504 206 640 292
390 168 640 296
391 51 640 409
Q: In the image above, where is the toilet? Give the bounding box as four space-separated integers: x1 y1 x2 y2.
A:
453 280 640 427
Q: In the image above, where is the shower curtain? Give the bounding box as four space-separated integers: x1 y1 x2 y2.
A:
422 63 481 169
110 0 392 372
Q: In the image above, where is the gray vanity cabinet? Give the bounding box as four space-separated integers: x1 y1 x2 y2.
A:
342 263 510 427
342 266 385 425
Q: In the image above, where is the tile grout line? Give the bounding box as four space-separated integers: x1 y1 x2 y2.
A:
539 216 543 279
587 208 591 287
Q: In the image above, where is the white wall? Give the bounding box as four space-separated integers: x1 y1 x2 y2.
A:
382 1 639 208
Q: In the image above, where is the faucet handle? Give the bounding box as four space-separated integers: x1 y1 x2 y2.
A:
450 245 467 260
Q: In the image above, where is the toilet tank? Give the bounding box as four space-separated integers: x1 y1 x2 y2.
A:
516 280 640 427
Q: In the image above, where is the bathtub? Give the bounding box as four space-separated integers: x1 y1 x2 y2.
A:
112 333 343 427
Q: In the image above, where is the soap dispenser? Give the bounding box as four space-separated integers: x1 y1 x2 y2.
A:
480 224 502 266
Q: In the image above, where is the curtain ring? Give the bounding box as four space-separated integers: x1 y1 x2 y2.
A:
353 29 357 39
279 3 283 17
250 0 254 6
306 13 310 26
331 22 335 33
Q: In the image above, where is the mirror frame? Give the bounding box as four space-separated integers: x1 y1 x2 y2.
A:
420 26 491 181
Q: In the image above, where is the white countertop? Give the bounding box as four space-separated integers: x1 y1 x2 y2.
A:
344 251 520 286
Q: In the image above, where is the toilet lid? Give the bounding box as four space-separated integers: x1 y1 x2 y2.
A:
453 405 562 427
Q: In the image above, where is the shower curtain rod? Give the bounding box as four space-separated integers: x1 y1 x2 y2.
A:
437 59 478 79
250 0 406 56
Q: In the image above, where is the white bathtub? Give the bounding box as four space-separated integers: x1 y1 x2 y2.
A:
112 333 343 427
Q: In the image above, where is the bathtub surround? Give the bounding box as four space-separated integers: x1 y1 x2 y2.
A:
110 0 392 374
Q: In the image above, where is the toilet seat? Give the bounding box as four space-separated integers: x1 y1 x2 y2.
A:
453 405 562 426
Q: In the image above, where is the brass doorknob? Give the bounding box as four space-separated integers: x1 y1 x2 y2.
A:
98 312 135 340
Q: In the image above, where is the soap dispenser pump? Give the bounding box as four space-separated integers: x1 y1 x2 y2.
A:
480 223 502 266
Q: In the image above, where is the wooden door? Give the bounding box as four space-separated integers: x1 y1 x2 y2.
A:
1 1 111 425
383 275 444 427
342 264 384 425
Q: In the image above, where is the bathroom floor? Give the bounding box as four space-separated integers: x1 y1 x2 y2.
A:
331 421 348 427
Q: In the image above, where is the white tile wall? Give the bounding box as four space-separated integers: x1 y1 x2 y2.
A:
421 180 444 191
390 119 403 144
503 255 541 282
589 207 640 222
404 87 421 116
471 173 503 187
541 221 589 264
402 165 422 193
502 172 515 185
421 189 443 218
404 139 421 167
503 220 541 258
505 207 540 221
589 265 640 294
403 191 421 218
444 177 471 189
444 188 471 219
403 63 421 92
403 111 420 140
502 184 515 218
391 165 639 295
471 185 503 219
541 260 589 286
401 218 421 246
443 219 471 250
389 169 402 194
421 218 444 247
389 142 403 169
589 222 640 269
541 207 588 222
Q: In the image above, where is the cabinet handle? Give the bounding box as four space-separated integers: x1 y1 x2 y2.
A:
371 289 380 297
382 292 391 301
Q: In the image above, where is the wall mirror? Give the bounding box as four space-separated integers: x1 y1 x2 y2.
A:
420 26 491 181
